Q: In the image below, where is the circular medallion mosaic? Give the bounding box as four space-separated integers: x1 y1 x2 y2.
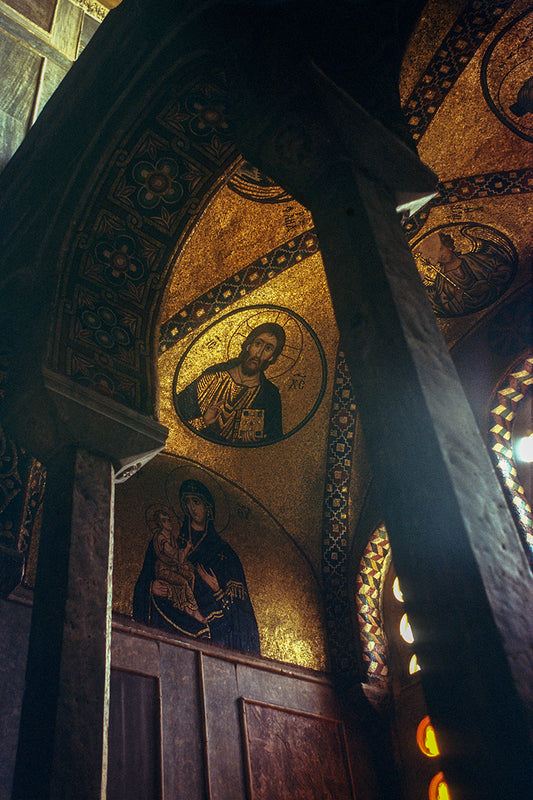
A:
173 305 326 447
481 8 533 143
411 223 517 317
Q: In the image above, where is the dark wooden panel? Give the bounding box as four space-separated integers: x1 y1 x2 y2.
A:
236 661 337 718
0 30 42 121
36 59 68 118
0 29 42 169
4 0 56 32
108 669 161 800
108 625 383 800
0 111 26 171
202 654 247 800
240 699 356 800
159 643 205 800
111 627 160 677
50 0 82 60
78 11 98 56
0 12 72 69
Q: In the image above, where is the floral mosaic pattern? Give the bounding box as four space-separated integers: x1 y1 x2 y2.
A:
132 157 184 209
93 233 146 288
50 57 237 412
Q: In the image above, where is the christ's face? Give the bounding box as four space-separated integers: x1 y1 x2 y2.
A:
185 495 207 529
241 332 278 376
158 512 172 533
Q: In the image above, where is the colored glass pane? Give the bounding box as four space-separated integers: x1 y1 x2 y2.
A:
400 613 414 644
409 653 421 674
428 771 451 800
392 576 404 602
417 716 440 757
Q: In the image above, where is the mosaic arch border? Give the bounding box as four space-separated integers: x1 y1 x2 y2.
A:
355 523 391 685
489 352 533 565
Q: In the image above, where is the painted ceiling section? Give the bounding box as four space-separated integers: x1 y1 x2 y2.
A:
2 0 531 673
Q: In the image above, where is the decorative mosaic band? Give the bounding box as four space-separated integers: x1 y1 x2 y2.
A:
18 459 46 565
52 54 238 411
404 0 515 142
355 523 391 683
489 353 533 564
321 348 360 677
159 230 319 351
403 168 533 239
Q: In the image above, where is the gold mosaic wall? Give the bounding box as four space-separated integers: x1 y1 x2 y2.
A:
159 186 339 576
152 187 337 670
114 453 328 671
112 0 532 672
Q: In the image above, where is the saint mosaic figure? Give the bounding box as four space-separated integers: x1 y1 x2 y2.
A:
133 479 260 654
175 322 285 444
414 224 517 317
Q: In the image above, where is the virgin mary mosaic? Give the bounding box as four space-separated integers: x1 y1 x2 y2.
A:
132 469 260 654
173 305 326 446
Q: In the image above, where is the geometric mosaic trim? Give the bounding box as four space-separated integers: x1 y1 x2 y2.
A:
70 0 108 22
404 0 515 143
403 168 533 239
18 459 46 563
321 348 360 678
489 353 533 565
161 161 533 352
159 229 319 351
355 523 391 684
435 167 533 204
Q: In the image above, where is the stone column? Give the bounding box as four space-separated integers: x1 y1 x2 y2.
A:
311 166 533 800
12 447 114 800
8 372 168 799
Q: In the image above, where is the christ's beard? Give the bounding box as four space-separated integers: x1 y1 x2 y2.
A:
240 356 266 376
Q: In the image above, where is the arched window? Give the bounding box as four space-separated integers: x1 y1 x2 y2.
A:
356 525 450 800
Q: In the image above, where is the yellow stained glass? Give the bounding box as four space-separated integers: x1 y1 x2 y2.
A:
417 716 440 757
409 653 421 674
429 772 451 800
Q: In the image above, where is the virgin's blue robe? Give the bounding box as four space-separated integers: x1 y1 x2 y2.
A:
132 521 260 655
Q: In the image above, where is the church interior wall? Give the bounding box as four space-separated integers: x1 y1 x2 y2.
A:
1 1 532 798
